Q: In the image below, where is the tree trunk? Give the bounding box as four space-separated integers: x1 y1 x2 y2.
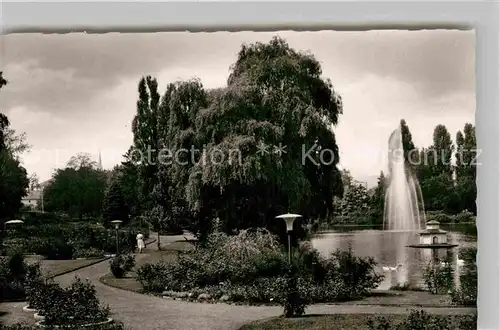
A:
157 231 161 250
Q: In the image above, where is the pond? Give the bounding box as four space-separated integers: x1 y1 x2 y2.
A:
310 224 477 290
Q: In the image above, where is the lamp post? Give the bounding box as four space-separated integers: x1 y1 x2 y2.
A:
276 214 302 264
111 220 122 255
41 187 44 213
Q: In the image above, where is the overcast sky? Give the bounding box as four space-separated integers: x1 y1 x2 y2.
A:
0 30 475 186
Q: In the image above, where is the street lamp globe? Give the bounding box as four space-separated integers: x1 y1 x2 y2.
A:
5 219 24 225
276 213 302 264
111 220 123 229
276 214 302 232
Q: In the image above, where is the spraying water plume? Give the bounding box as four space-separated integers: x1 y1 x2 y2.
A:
383 125 426 231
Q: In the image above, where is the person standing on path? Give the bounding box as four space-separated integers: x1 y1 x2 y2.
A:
136 233 145 253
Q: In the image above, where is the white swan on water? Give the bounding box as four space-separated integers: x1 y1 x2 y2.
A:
440 255 465 267
382 262 403 272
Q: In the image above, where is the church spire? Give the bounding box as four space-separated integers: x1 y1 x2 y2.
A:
98 149 103 170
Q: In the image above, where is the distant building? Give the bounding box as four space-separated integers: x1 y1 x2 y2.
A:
22 179 50 211
22 189 42 208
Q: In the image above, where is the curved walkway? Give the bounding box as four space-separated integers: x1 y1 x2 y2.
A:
1 233 476 330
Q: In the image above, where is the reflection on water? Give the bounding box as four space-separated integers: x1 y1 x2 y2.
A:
310 225 476 290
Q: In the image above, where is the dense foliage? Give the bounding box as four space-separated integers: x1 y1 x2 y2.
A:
136 229 383 305
450 247 477 306
0 74 30 253
415 123 477 215
0 251 42 301
43 154 108 220
422 262 453 295
367 310 476 330
102 176 129 224
420 247 476 307
129 37 344 242
109 253 136 278
327 120 476 227
28 277 111 327
7 222 141 259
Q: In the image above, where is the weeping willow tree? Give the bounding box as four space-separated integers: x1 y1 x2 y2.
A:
131 37 344 242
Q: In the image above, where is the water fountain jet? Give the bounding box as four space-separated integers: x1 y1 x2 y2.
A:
383 125 425 232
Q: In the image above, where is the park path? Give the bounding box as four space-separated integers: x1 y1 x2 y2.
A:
1 233 476 330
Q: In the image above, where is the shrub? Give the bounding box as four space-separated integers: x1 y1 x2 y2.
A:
0 252 42 301
73 247 105 259
452 210 475 223
29 280 65 313
426 211 453 224
367 310 476 330
110 254 136 278
39 277 110 326
314 248 384 301
281 268 308 317
422 261 453 295
31 237 74 260
7 251 26 280
15 223 140 258
137 229 383 304
450 247 476 306
23 262 44 308
457 313 477 330
19 211 65 225
136 262 173 293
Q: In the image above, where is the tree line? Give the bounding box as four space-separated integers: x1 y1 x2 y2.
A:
3 38 346 244
0 72 30 249
334 119 476 226
1 37 476 240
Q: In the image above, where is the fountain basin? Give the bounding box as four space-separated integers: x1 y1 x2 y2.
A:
407 243 458 249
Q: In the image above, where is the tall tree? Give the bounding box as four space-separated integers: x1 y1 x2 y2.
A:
0 72 9 152
67 153 99 170
369 171 387 224
456 123 476 179
400 119 417 166
0 150 29 257
0 74 30 252
453 123 477 214
113 148 141 218
156 79 208 237
431 124 453 177
44 155 107 220
180 37 344 241
131 77 161 216
102 178 128 223
28 173 40 191
0 150 29 220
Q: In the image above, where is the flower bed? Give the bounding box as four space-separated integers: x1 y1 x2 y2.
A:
136 229 383 305
26 277 111 328
13 223 141 260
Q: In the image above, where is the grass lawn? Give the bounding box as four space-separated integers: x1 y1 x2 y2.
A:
238 314 471 330
24 256 107 278
100 240 193 293
239 314 405 330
